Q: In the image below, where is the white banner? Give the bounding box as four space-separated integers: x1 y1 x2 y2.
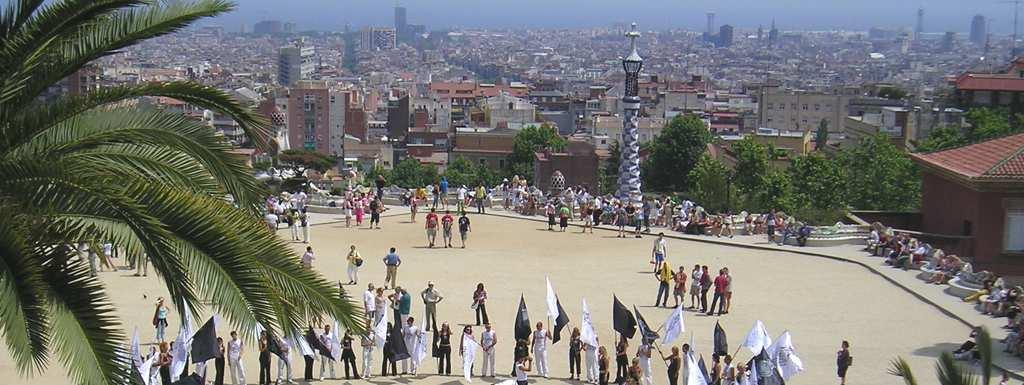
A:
740 320 771 355
374 306 388 349
768 331 804 380
580 298 598 347
545 276 560 320
660 304 685 346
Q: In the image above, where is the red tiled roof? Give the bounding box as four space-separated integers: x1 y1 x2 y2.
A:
911 132 1024 181
954 73 1024 92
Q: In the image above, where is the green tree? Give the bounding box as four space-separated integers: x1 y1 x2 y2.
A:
389 157 438 188
814 119 829 150
916 126 968 152
508 124 567 178
599 140 621 195
688 155 734 212
642 115 713 192
0 1 360 384
278 148 335 175
877 87 908 100
788 153 847 211
965 107 1022 142
444 156 478 187
730 136 770 193
839 133 921 211
748 170 796 213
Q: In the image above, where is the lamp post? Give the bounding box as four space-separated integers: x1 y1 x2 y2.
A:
616 22 644 206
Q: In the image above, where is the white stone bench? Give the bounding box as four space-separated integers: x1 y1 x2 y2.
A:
946 276 984 298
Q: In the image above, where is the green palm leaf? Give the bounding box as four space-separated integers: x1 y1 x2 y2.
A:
888 356 919 385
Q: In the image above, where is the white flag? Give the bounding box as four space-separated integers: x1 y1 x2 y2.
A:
686 350 708 385
291 330 314 357
660 304 685 346
130 327 143 370
331 321 343 360
545 276 560 321
140 350 157 385
768 331 804 380
740 320 771 354
414 320 429 366
462 333 479 383
169 327 189 378
580 298 598 347
374 305 389 349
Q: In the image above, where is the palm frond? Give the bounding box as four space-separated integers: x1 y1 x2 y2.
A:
2 0 233 108
0 215 51 375
42 249 129 385
936 352 978 385
976 328 993 385
888 356 920 385
4 81 271 153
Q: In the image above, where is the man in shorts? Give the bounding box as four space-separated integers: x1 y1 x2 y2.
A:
441 210 455 248
458 212 471 248
425 208 439 248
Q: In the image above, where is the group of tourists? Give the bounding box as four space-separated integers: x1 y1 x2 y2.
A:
403 177 489 216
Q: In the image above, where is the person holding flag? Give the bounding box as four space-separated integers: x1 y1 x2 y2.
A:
637 343 653 385
274 334 292 384
315 325 336 380
581 299 600 384
662 346 681 385
360 319 375 380
514 355 534 385
531 321 552 378
340 329 359 379
569 328 583 380
403 317 421 375
459 325 478 381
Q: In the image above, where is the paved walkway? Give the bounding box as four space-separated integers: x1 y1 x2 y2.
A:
482 207 1024 379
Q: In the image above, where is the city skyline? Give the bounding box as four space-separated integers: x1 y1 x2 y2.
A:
201 0 1016 34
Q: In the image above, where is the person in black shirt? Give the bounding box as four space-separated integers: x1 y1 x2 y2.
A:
458 213 471 248
569 328 582 380
214 337 226 385
436 323 452 375
375 175 386 199
369 198 384 230
381 324 397 376
341 330 359 379
614 336 628 383
663 346 680 385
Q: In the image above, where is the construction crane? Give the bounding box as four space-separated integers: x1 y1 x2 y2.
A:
999 0 1022 54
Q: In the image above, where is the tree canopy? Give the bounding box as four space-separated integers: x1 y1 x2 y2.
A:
839 133 921 211
508 124 566 178
642 114 712 192
687 155 734 213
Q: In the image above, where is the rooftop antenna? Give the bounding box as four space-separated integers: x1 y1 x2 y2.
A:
998 0 1022 55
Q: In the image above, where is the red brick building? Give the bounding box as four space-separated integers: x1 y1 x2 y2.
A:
533 139 599 192
911 133 1024 274
953 58 1024 113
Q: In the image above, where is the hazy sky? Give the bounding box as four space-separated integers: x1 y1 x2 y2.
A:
205 1 1009 33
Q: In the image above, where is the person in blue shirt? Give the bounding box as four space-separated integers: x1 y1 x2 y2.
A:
439 177 449 210
383 248 401 289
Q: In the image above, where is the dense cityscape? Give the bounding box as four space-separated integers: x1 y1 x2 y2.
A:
6 1 1024 385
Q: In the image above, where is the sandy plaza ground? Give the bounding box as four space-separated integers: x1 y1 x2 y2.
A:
0 210 976 385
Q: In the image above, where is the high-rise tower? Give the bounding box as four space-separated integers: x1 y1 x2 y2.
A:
915 7 924 40
971 14 987 45
706 13 716 35
616 23 643 206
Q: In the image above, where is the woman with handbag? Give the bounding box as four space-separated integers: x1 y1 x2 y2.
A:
473 283 489 325
346 245 362 285
837 340 852 385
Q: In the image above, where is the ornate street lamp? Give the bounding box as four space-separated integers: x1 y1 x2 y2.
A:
616 23 644 206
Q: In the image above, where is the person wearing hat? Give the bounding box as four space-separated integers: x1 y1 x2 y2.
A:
420 282 443 332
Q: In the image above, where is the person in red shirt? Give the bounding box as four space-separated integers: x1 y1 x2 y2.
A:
425 208 439 248
441 210 455 248
707 268 730 316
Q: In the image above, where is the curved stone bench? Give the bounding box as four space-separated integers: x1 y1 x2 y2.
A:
917 266 939 281
946 277 984 298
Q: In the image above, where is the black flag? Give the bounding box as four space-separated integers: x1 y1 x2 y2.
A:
306 328 334 360
633 306 658 345
552 298 570 344
171 373 204 385
266 332 286 359
746 348 784 385
713 321 728 356
612 295 636 339
190 317 218 363
514 295 531 342
387 321 410 361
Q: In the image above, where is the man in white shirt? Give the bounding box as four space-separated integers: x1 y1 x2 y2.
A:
531 322 551 378
420 282 443 332
480 323 497 377
652 233 668 273
319 324 336 380
363 283 376 322
360 320 375 379
264 212 278 231
402 317 420 374
301 247 314 269
227 331 245 385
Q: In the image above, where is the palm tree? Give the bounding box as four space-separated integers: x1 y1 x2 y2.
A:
0 1 362 384
889 327 994 385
